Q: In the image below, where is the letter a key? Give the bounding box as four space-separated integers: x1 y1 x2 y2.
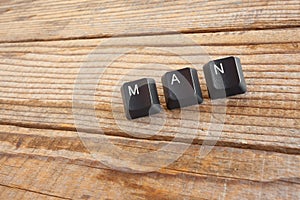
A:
162 68 203 110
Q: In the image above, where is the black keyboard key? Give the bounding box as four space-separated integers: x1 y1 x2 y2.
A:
121 78 161 120
162 68 203 110
203 56 247 99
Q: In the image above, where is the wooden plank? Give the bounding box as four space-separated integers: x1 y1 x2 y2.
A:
0 124 299 199
0 29 299 154
0 0 299 42
0 124 299 182
0 0 298 199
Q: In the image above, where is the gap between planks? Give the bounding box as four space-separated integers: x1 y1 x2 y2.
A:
0 26 299 44
0 122 299 155
0 183 71 200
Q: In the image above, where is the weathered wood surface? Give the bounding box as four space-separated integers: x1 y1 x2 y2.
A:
0 0 299 199
0 124 299 199
0 0 299 42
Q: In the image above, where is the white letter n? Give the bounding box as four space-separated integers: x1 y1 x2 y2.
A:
214 63 225 75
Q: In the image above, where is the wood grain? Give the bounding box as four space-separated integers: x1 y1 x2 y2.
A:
0 0 299 42
0 185 66 200
0 0 299 199
0 29 299 154
0 28 299 199
0 124 299 199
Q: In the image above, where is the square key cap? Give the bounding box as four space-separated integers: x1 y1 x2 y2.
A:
162 68 203 110
121 78 161 120
203 56 247 100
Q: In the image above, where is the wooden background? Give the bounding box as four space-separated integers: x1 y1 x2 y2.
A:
0 0 299 199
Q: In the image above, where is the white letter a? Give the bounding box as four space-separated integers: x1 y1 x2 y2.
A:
171 74 181 85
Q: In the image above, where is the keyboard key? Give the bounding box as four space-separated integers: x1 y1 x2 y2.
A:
121 78 161 120
162 68 203 110
203 56 247 99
